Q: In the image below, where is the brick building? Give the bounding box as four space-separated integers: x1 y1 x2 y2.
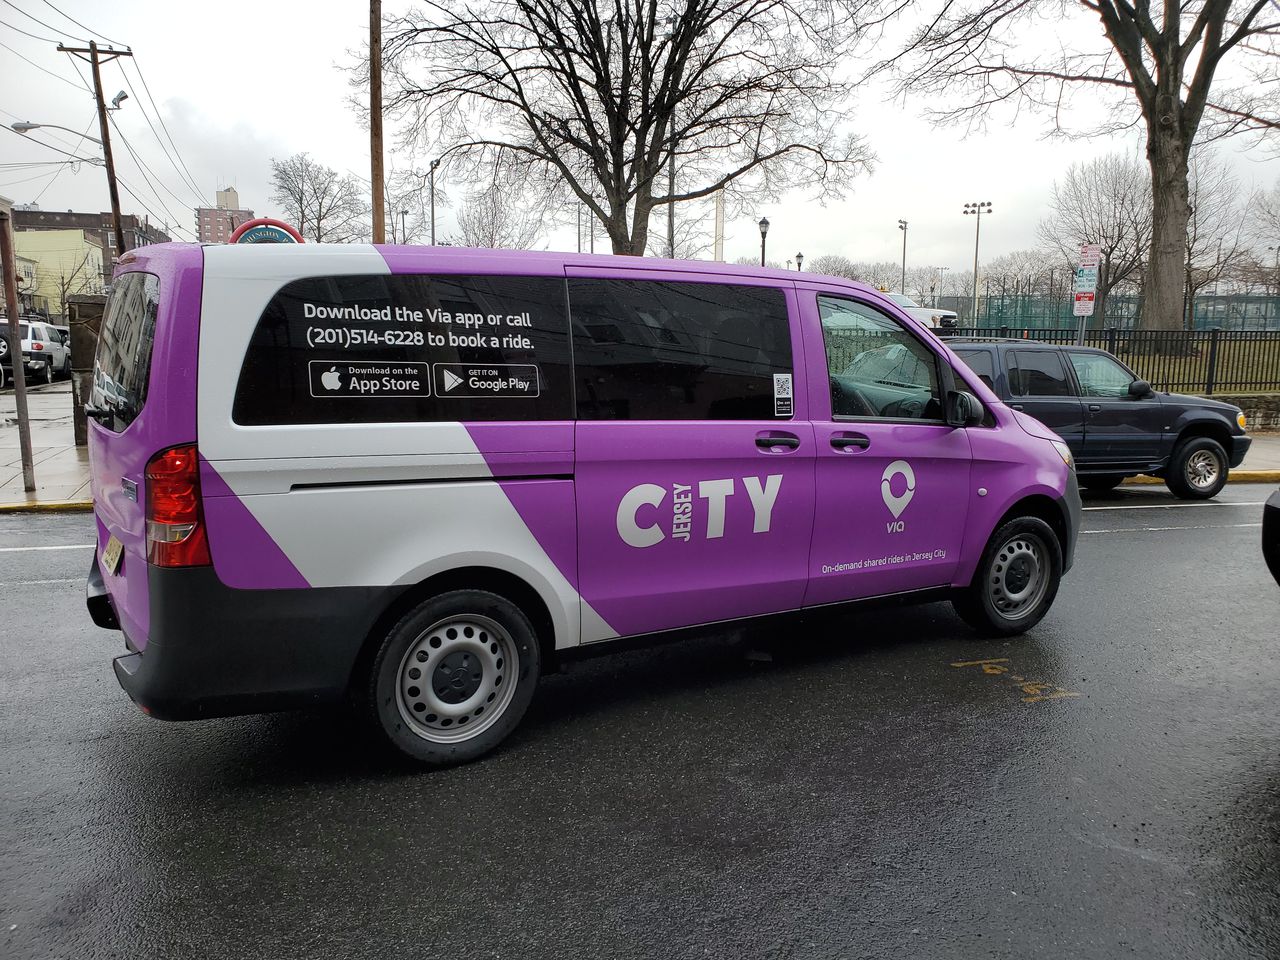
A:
12 205 172 283
195 186 254 243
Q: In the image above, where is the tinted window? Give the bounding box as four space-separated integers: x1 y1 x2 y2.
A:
953 348 996 391
819 296 942 420
1008 349 1072 398
233 274 570 425
570 279 792 420
1069 351 1134 398
19 323 30 339
91 272 160 431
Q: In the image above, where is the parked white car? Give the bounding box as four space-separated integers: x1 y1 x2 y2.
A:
887 294 958 330
1 319 70 385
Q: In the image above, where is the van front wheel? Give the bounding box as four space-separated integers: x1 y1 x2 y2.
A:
369 589 541 767
953 516 1062 637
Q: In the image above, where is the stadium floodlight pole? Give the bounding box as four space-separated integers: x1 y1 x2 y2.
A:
963 202 992 321
897 219 908 292
758 216 769 266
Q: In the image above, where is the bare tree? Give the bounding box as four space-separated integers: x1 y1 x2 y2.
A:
897 0 1280 329
1183 153 1250 326
378 0 882 256
269 153 371 243
450 174 547 249
37 250 101 322
1038 154 1151 324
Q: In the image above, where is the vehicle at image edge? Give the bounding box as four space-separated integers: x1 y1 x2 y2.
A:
0 318 70 387
84 244 1081 768
887 293 959 330
945 338 1251 500
1265 488 1280 586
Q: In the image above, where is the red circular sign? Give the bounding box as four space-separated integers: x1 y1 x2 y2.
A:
228 218 305 244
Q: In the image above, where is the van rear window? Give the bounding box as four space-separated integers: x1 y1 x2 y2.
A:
91 272 160 432
232 274 571 425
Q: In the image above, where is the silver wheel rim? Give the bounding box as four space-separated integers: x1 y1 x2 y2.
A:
1185 449 1220 490
395 614 518 744
987 534 1049 621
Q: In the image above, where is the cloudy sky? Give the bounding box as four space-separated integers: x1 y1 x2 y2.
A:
2 0 1277 276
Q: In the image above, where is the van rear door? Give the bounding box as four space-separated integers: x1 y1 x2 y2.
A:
87 271 164 649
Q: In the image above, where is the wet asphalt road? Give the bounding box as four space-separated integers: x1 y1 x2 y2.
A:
2 485 1278 960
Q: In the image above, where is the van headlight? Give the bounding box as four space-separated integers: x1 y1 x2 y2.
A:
1051 440 1073 468
1237 411 1247 430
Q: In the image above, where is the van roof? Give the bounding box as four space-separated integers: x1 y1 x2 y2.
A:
115 241 881 298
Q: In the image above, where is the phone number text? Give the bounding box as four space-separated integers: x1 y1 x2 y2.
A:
306 326 425 349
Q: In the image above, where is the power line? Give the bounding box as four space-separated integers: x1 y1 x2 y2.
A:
129 58 205 202
109 113 203 222
28 111 97 202
116 174 195 240
36 0 122 47
0 14 57 41
1 0 78 41
0 38 85 90
116 61 205 206
1 124 101 164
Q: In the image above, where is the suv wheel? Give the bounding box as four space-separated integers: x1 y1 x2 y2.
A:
41 361 53 385
953 516 1063 637
368 589 541 767
1165 436 1227 500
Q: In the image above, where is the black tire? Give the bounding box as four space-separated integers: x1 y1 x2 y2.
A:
1080 475 1125 492
41 361 53 385
953 516 1063 637
369 588 541 767
61 356 71 377
1164 436 1228 500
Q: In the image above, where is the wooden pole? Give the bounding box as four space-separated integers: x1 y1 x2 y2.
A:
370 0 386 244
0 210 36 493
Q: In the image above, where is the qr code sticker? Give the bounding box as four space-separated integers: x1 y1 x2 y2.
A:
773 374 792 398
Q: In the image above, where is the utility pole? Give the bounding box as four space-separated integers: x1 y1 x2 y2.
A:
369 0 386 244
400 210 408 244
667 148 676 258
429 158 440 244
58 42 131 257
1 209 35 493
713 190 724 261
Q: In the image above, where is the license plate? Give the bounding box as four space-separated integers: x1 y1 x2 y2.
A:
101 535 124 576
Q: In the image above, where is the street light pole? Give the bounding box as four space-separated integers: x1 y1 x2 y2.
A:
796 252 804 271
963 201 992 322
758 217 769 267
429 158 440 245
897 219 908 292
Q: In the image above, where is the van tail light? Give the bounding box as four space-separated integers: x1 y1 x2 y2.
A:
145 445 211 567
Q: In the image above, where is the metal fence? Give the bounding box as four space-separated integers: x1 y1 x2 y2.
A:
948 327 1280 395
934 293 1280 331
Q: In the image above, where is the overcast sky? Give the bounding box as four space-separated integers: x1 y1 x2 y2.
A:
2 0 1278 277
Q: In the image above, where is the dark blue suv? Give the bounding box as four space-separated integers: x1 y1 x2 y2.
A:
947 339 1252 499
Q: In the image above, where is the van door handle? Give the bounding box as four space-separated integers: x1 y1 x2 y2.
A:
830 435 871 450
1010 403 1024 411
756 435 800 450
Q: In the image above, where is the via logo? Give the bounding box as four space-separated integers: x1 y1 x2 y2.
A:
881 460 915 533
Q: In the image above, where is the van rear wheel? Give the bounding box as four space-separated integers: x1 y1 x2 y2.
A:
953 516 1062 637
369 589 541 767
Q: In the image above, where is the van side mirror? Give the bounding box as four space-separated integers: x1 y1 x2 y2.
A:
1129 379 1153 398
947 390 984 427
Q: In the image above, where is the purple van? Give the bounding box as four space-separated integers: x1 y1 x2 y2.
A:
85 243 1080 766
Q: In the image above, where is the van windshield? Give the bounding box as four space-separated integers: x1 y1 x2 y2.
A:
91 272 160 431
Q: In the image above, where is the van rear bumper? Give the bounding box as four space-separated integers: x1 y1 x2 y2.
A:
107 563 406 721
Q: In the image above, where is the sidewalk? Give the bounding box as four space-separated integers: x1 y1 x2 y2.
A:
2 384 1279 511
1 381 93 510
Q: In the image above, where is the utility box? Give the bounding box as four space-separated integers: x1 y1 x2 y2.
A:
67 294 106 447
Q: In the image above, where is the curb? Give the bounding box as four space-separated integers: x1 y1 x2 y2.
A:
1123 470 1280 486
0 500 94 514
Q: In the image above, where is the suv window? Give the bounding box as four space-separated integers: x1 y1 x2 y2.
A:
91 272 160 431
569 278 792 420
819 296 942 420
1007 349 1072 398
234 274 570 425
953 348 996 391
1068 351 1134 398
